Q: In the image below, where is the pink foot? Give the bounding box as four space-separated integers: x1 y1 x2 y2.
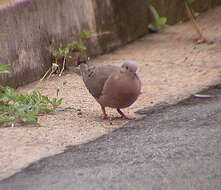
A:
117 108 136 120
101 106 109 120
103 115 109 120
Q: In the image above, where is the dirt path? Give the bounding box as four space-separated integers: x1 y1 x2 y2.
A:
0 7 221 180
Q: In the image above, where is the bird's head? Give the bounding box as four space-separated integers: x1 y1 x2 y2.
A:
121 61 138 77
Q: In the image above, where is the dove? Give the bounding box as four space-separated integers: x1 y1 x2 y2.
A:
78 58 141 120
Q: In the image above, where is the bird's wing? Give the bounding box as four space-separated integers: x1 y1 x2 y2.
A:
80 64 119 99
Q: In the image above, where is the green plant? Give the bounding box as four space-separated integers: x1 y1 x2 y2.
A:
43 30 111 79
148 5 170 32
79 30 92 39
52 47 70 77
0 64 62 126
0 64 10 73
0 86 62 126
45 30 92 78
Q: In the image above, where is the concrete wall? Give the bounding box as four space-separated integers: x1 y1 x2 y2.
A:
0 0 220 87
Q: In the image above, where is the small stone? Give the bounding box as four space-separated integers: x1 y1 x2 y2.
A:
77 111 82 115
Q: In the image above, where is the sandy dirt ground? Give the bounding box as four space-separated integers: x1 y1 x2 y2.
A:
0 7 221 180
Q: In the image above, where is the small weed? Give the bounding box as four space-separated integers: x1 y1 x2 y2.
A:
44 30 92 79
0 85 62 126
0 64 10 73
0 64 62 127
53 47 70 77
44 30 111 79
148 5 170 32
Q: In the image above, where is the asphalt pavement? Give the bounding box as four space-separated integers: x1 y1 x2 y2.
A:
1 85 221 190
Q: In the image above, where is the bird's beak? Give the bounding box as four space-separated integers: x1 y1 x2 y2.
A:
134 72 138 78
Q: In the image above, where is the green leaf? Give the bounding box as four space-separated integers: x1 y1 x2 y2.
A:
0 93 10 102
29 90 41 104
41 95 50 104
0 82 62 126
30 105 39 115
38 104 53 114
56 98 63 106
0 115 15 123
53 50 59 57
0 70 10 74
12 104 29 115
20 114 38 125
64 106 76 111
0 85 6 91
50 97 62 107
0 64 10 73
16 94 29 104
191 8 200 17
148 23 159 32
148 4 170 31
0 102 10 112
64 47 69 55
68 41 78 48
77 42 87 51
79 30 92 39
4 86 17 101
149 5 160 21
158 17 167 25
58 48 64 55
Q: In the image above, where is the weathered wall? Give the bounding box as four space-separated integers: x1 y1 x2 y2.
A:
0 0 101 87
0 0 220 87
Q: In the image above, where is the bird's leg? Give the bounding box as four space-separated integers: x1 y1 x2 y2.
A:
117 108 136 120
101 106 109 120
